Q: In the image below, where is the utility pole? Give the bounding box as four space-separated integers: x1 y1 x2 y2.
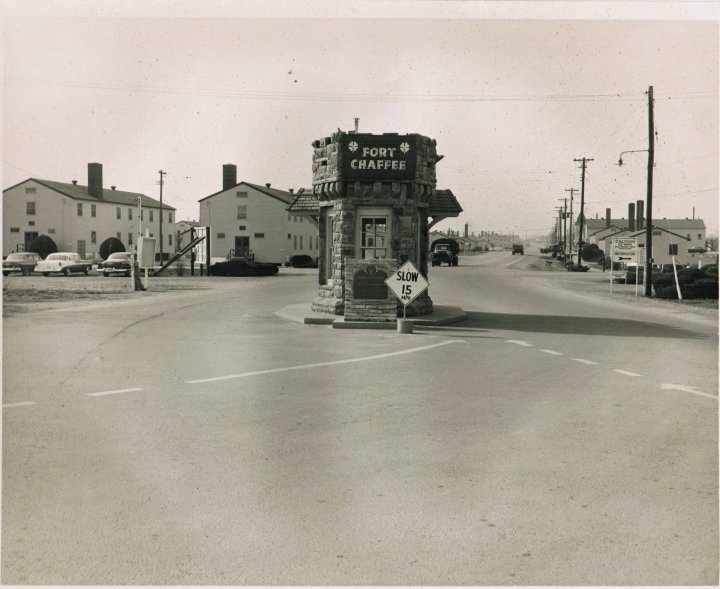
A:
158 170 166 268
572 157 593 267
645 86 654 297
564 188 577 267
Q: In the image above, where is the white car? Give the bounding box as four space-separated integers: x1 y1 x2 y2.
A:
35 252 92 276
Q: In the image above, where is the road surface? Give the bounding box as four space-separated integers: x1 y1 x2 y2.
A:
3 252 717 585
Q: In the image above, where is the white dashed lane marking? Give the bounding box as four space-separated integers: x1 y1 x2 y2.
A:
540 349 563 355
88 387 144 397
506 340 534 347
3 401 36 408
662 383 717 400
574 358 599 365
614 369 642 377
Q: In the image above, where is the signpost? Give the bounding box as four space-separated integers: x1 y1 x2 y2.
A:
385 261 429 333
610 237 639 294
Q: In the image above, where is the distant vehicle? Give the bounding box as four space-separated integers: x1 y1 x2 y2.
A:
3 252 41 276
540 244 561 256
430 238 459 266
35 252 91 276
101 252 133 277
687 246 707 253
512 244 524 255
289 254 318 268
209 257 279 277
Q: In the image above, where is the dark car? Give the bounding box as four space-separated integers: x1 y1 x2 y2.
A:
3 252 41 276
512 244 524 255
101 252 133 277
209 257 279 277
289 254 318 268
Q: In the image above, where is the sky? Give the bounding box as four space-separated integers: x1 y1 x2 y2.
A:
2 1 718 238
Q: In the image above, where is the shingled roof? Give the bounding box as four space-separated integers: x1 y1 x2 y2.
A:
288 187 463 217
198 180 297 205
5 178 174 210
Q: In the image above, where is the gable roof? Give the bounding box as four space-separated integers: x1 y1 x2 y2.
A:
4 178 173 210
198 181 296 205
585 217 706 231
287 187 463 217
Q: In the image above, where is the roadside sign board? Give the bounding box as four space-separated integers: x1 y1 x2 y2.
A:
385 261 429 306
612 237 638 261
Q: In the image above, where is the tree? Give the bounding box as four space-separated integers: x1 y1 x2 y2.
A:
581 243 603 262
99 237 126 260
27 235 57 259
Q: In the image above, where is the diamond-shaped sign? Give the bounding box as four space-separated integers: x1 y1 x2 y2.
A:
385 261 429 306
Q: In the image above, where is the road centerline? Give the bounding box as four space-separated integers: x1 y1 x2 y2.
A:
88 387 144 397
3 401 36 408
185 340 466 384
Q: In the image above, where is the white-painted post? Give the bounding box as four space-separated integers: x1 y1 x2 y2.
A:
672 256 683 300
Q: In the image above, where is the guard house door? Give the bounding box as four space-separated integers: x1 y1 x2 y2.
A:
356 208 391 259
235 236 250 258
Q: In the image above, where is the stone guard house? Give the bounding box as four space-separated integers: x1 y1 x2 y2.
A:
288 131 462 317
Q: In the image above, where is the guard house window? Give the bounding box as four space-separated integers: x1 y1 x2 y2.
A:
26 202 36 215
357 208 391 259
77 203 83 216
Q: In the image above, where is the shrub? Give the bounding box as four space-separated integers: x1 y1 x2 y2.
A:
27 234 57 259
684 279 718 299
99 237 126 260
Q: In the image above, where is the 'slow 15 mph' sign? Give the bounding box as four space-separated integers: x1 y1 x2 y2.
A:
385 261 429 306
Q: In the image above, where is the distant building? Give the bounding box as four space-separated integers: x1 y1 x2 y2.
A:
198 164 318 264
3 163 175 258
583 214 707 266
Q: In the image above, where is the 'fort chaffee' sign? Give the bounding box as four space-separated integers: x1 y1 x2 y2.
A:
340 134 416 180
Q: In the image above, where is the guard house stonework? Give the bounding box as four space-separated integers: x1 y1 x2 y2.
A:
344 259 397 322
311 131 441 318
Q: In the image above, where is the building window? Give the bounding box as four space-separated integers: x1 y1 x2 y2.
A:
128 208 133 220
91 204 97 217
28 221 35 226
25 187 37 194
308 236 312 250
116 207 121 219
652 230 661 236
168 212 172 223
10 227 19 233
26 202 36 215
288 233 291 240
357 209 391 259
128 232 133 245
237 205 248 220
77 203 83 216
116 232 121 240
294 235 298 250
237 191 248 198
239 225 246 230
217 232 225 239
254 233 265 238
149 210 154 222
91 231 97 244
698 233 702 239
168 234 172 246
300 236 303 249
48 228 55 234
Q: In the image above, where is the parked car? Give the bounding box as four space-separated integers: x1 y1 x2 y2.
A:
2 252 42 276
209 257 279 277
35 252 91 276
101 252 133 277
289 254 318 268
512 244 524 255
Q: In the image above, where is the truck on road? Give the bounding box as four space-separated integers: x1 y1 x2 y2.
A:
430 237 459 266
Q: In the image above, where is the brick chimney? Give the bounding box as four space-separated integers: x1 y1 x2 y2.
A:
628 202 636 231
636 200 644 230
223 164 237 191
88 163 103 199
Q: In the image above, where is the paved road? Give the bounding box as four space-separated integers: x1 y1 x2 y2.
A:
2 253 717 585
